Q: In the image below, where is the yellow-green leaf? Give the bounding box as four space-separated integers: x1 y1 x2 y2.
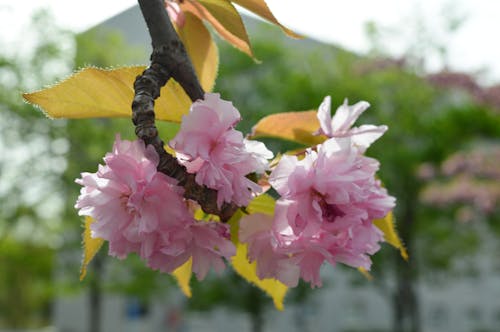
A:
177 13 219 93
227 194 275 245
231 0 302 38
172 258 193 297
374 211 408 261
181 0 254 58
23 23 218 123
80 217 104 281
251 110 325 146
247 193 275 215
358 267 373 280
23 66 190 122
229 194 285 309
231 243 287 310
228 208 245 245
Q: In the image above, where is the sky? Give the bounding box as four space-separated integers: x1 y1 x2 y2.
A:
0 0 498 84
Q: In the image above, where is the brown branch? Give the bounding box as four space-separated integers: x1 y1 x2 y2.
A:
133 0 238 221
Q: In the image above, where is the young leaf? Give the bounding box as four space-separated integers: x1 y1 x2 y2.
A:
23 27 217 123
374 211 409 261
358 267 373 280
231 243 287 310
172 258 193 297
228 208 245 245
229 194 286 310
80 217 104 281
177 12 219 93
180 0 254 58
231 0 302 38
246 193 275 215
228 194 275 245
23 66 192 122
251 110 325 146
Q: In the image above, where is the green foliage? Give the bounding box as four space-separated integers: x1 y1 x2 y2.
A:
0 10 72 327
74 28 146 68
105 253 176 300
0 239 54 328
188 271 267 312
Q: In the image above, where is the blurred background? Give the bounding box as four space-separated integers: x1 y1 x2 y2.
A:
0 1 499 332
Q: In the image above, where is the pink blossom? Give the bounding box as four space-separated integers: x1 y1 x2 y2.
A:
170 93 273 207
75 136 190 259
314 96 387 152
75 135 235 279
260 137 395 287
189 222 235 279
147 221 235 280
165 0 186 28
239 213 300 286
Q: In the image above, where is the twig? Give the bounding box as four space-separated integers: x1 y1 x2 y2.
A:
133 0 238 221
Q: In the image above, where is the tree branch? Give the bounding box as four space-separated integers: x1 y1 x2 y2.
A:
133 0 238 221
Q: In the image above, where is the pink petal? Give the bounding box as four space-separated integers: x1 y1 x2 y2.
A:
331 100 370 133
170 93 272 207
350 124 388 151
314 95 333 136
165 1 186 28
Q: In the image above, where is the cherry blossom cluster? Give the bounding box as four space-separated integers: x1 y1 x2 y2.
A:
75 93 270 280
170 93 273 208
75 136 236 279
240 96 395 287
75 93 395 287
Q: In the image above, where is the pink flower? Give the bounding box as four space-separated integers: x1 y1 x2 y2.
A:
239 213 300 286
75 135 235 279
75 136 190 259
165 0 186 28
147 221 235 280
189 221 236 279
314 96 388 152
170 93 273 207
263 137 395 287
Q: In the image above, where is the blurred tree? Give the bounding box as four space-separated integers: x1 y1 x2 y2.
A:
420 143 499 224
0 9 72 328
188 272 269 332
0 240 54 327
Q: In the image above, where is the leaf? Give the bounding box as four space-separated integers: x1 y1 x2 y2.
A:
251 110 325 146
23 67 188 122
228 194 285 310
80 217 104 281
227 194 275 246
23 26 217 123
228 208 245 245
177 13 219 93
247 193 275 215
172 258 193 297
231 0 302 38
181 0 254 58
231 243 288 310
358 267 373 280
374 211 409 261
